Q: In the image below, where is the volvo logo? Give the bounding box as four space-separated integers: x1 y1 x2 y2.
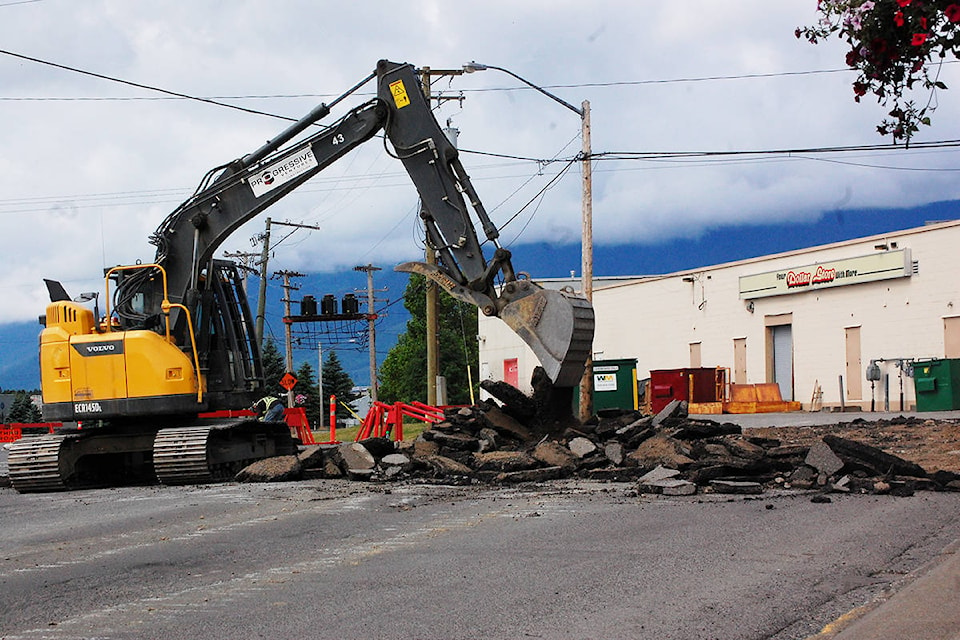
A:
72 341 124 357
87 344 116 352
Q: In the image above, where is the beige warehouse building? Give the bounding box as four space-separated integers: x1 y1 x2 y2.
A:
478 219 960 411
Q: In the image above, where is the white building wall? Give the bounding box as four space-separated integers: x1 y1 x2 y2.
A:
479 220 960 410
478 316 540 394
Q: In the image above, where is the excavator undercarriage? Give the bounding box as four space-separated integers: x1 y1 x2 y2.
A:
8 419 296 493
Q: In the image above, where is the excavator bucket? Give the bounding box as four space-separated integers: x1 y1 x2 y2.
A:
395 262 595 386
498 285 595 388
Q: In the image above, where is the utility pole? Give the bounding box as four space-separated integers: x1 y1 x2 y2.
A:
223 250 260 295
578 99 594 423
277 270 303 408
253 218 322 348
354 264 383 403
418 66 465 405
460 62 594 420
255 217 273 347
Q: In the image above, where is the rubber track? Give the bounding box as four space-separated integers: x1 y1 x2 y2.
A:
153 426 213 485
8 435 69 493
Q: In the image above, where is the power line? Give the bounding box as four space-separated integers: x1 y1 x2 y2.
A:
0 48 299 121
0 55 888 104
1 141 959 216
8 60 959 103
471 66 861 91
0 93 341 102
592 138 960 161
4 47 960 225
4 46 956 167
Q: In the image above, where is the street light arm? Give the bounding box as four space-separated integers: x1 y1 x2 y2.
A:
463 61 583 117
463 59 594 420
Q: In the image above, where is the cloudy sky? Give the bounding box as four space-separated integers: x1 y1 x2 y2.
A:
2 0 959 333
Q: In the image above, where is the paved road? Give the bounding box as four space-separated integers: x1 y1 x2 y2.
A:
2 480 959 640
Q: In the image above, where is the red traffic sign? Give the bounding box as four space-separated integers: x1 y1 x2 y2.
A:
279 372 298 391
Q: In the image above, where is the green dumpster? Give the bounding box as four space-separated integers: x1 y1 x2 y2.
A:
913 358 960 411
591 359 638 412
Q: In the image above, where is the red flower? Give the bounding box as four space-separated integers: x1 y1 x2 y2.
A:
894 11 904 26
919 16 927 30
946 4 960 22
911 33 929 46
870 38 890 59
897 0 911 6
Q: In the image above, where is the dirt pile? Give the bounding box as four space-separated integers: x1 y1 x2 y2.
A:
239 377 960 497
750 416 960 474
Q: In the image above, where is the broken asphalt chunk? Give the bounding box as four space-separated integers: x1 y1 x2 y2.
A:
639 478 697 496
823 435 927 478
532 441 579 471
805 441 845 477
236 455 303 483
708 479 764 494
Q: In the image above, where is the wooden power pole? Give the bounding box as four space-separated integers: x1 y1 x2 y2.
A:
354 264 383 403
578 100 594 423
276 270 303 408
419 65 464 405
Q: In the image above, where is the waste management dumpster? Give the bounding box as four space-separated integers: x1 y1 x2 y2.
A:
914 358 960 411
591 359 638 412
649 367 724 414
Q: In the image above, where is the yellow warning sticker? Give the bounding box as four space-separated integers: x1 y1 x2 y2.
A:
389 79 410 109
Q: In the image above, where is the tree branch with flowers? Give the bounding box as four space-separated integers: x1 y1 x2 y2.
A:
798 0 960 142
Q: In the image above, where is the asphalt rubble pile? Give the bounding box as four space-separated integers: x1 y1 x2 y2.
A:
238 371 960 499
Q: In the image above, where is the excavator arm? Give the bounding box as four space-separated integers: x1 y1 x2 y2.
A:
115 60 593 388
374 61 594 386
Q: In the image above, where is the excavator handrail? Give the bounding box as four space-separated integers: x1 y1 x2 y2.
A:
104 263 204 404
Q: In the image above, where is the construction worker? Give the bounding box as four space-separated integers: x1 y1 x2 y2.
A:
252 394 284 422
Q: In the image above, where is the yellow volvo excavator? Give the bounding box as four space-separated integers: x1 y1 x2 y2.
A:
9 60 594 492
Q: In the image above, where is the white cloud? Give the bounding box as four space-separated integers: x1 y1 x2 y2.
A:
0 0 959 324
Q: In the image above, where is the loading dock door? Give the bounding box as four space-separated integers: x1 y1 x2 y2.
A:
845 326 862 402
771 325 794 401
733 338 747 384
945 317 960 358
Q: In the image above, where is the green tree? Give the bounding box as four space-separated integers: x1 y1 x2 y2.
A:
8 392 41 423
799 1 960 140
260 336 286 394
292 360 323 429
321 351 359 423
379 274 478 405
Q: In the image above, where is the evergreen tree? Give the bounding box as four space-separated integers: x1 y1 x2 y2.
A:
379 274 478 405
260 336 286 395
321 351 358 423
8 392 41 423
